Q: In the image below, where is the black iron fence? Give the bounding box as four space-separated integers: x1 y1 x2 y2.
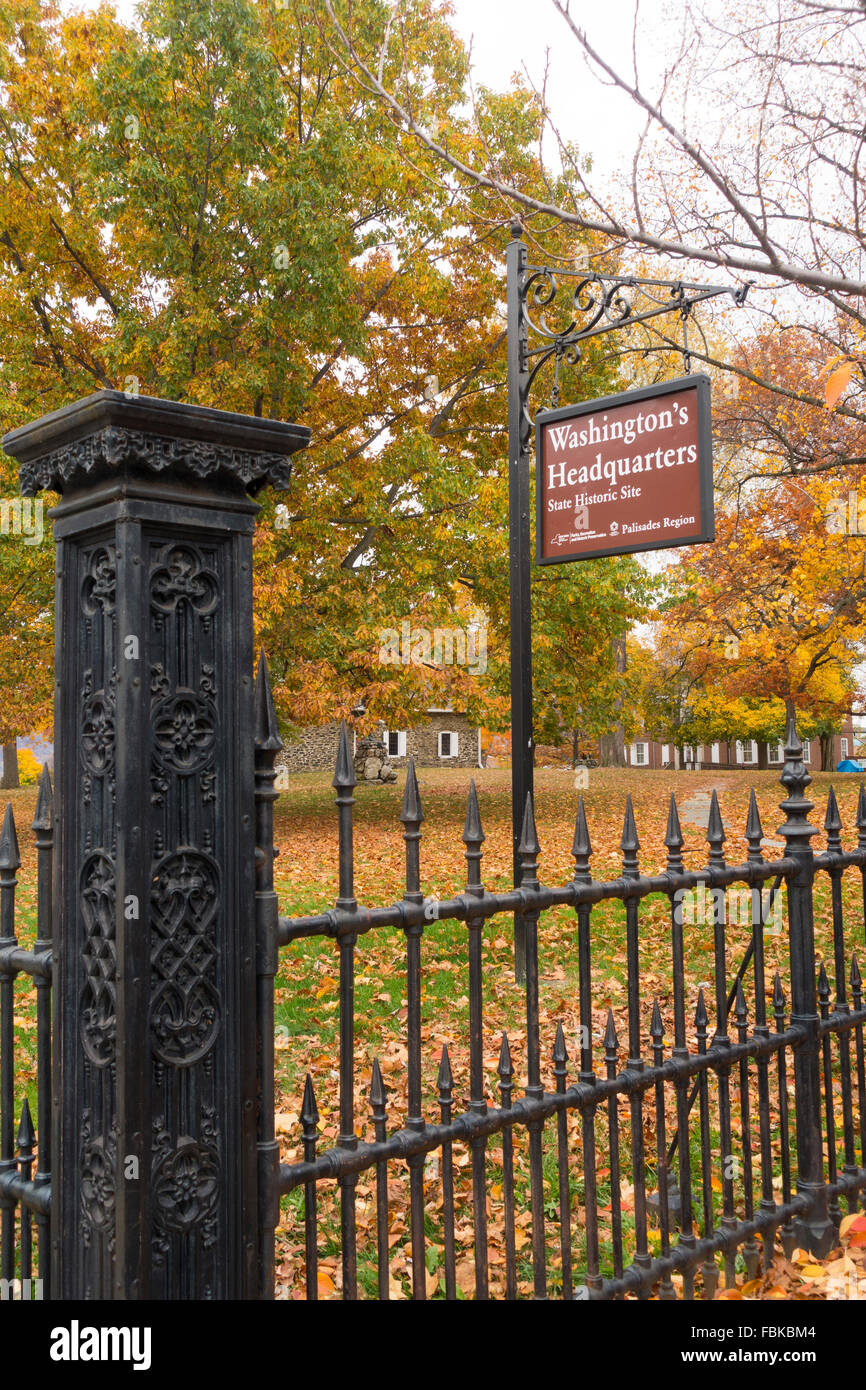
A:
268 716 866 1300
2 683 866 1300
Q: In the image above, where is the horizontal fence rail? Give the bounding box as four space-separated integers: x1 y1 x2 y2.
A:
270 716 866 1300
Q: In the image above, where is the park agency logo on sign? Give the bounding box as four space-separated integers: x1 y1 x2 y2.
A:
536 374 714 564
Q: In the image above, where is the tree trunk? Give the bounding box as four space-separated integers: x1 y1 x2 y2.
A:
599 636 628 767
757 742 768 770
821 734 832 771
572 727 579 768
1 742 19 790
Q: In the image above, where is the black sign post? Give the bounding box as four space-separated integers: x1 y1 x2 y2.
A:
505 222 745 980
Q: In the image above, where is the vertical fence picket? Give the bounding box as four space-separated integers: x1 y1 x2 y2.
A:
497 1035 517 1300
773 973 796 1258
464 781 489 1300
818 964 841 1232
695 989 718 1298
438 1046 457 1300
572 797 600 1297
553 1023 571 1299
333 723 359 1299
650 999 675 1299
735 981 760 1280
0 804 20 1284
825 788 858 1209
301 1074 320 1300
32 766 52 1293
621 797 649 1293
746 790 776 1272
399 757 427 1300
666 795 696 1298
518 794 546 1298
708 793 736 1289
370 1059 390 1301
17 1099 34 1291
603 1009 623 1286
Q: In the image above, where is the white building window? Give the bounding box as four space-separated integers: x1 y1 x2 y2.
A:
841 737 850 759
661 743 670 763
711 743 720 764
737 740 756 764
386 730 406 758
438 730 458 758
768 741 783 764
802 739 811 763
683 744 694 763
631 741 649 766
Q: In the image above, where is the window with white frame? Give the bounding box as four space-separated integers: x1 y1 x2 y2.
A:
632 742 648 765
711 743 720 764
438 730 458 758
739 739 756 764
842 737 850 759
768 741 783 764
802 739 811 762
386 730 406 758
683 744 694 763
661 743 670 763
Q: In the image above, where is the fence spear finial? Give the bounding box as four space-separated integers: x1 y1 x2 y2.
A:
707 789 725 866
518 791 540 886
462 778 484 846
399 755 424 826
32 764 54 832
572 794 592 878
437 1043 454 1095
17 1095 35 1152
0 804 20 872
254 648 282 752
745 788 764 863
825 784 843 853
497 1032 513 1081
620 794 639 877
664 794 684 873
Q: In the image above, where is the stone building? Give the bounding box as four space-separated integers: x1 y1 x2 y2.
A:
278 709 482 774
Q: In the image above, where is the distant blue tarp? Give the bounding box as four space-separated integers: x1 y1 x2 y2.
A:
837 759 864 773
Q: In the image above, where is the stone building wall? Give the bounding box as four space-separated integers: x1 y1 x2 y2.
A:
279 720 343 773
278 712 481 773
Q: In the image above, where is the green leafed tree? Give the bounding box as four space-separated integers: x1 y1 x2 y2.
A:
0 0 649 745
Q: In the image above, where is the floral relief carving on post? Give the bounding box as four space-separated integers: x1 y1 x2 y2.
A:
152 1107 220 1257
79 1111 117 1248
79 850 117 1067
149 849 221 1066
81 543 117 615
151 543 219 616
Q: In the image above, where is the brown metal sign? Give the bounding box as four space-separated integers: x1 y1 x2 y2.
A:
535 374 714 564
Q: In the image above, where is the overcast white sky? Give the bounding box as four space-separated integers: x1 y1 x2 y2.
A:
448 0 653 179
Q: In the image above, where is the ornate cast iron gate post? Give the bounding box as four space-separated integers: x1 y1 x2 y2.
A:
3 391 308 1299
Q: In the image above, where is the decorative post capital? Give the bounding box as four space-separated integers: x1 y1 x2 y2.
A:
2 390 309 498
